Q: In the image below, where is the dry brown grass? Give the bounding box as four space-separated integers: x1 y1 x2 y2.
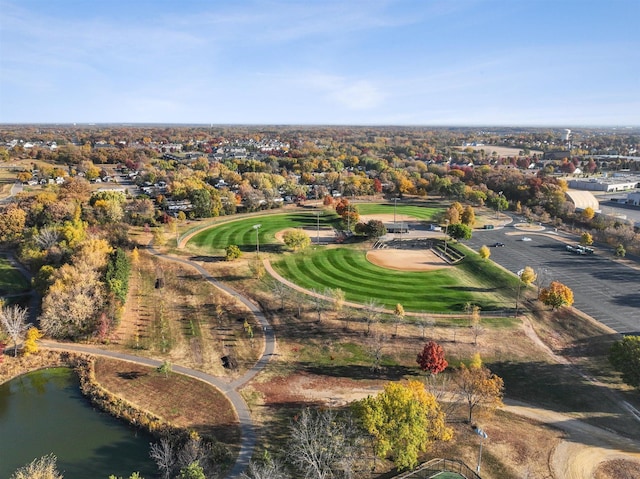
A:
111 248 262 379
93 357 241 449
595 459 640 479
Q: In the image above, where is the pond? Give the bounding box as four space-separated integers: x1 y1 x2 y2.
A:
0 367 157 478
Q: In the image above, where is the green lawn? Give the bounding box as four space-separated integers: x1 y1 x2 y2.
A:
272 247 515 313
0 257 30 295
357 203 443 220
186 203 443 253
187 211 340 253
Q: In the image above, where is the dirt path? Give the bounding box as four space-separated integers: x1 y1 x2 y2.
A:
514 316 640 477
504 399 640 478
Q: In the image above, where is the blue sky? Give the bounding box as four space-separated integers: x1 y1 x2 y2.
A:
1 0 638 126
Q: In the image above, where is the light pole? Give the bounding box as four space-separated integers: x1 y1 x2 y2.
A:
253 224 262 255
516 268 524 316
475 427 488 473
444 219 449 256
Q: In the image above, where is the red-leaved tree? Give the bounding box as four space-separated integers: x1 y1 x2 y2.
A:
417 341 448 375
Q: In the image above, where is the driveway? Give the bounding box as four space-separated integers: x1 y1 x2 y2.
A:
465 223 640 334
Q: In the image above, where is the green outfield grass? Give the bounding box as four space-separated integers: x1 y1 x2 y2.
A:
356 203 443 220
272 246 516 312
187 211 340 252
186 203 442 253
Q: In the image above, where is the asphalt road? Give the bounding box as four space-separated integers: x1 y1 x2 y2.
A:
465 223 640 335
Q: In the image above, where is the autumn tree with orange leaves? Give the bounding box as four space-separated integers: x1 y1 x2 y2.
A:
539 280 574 310
417 341 448 375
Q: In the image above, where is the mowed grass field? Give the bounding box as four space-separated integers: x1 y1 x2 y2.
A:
356 202 442 220
272 246 516 312
187 211 340 253
186 205 517 312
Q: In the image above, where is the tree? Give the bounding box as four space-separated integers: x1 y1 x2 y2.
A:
581 207 595 222
580 232 593 246
363 299 382 335
519 266 537 286
178 462 205 479
241 459 290 479
150 437 175 479
157 360 172 378
367 331 387 373
354 380 452 470
364 219 387 239
461 205 475 226
310 289 325 323
416 315 435 339
109 474 144 479
105 248 131 303
271 280 289 311
283 229 311 251
225 244 242 261
444 205 460 225
539 281 574 309
0 205 27 244
516 266 537 315
469 306 483 346
416 341 448 375
329 288 345 315
39 261 105 339
453 363 504 423
287 408 364 479
478 245 490 260
23 327 43 356
609 335 640 389
615 244 626 257
447 223 472 241
0 305 29 356
11 454 63 479
393 303 405 336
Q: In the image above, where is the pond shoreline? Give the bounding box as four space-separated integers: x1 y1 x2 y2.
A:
1 351 208 442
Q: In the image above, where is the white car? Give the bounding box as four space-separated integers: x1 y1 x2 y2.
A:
521 236 532 241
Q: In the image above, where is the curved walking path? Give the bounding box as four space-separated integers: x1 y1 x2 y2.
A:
42 243 277 479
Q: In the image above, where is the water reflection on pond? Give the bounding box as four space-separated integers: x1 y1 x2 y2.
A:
0 367 156 478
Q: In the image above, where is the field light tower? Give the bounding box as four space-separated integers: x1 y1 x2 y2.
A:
475 427 488 473
253 224 262 255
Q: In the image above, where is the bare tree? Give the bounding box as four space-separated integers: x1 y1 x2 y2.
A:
150 437 176 479
367 332 387 373
291 290 305 318
328 288 345 315
416 314 435 339
241 459 290 479
535 268 551 298
287 408 365 479
271 280 289 311
0 305 29 356
424 374 456 417
363 299 382 335
10 453 63 479
33 226 61 250
310 289 325 323
470 305 484 347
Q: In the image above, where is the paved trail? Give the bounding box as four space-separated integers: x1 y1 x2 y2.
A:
42 244 276 479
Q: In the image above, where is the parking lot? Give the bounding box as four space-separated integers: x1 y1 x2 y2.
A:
465 224 640 335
